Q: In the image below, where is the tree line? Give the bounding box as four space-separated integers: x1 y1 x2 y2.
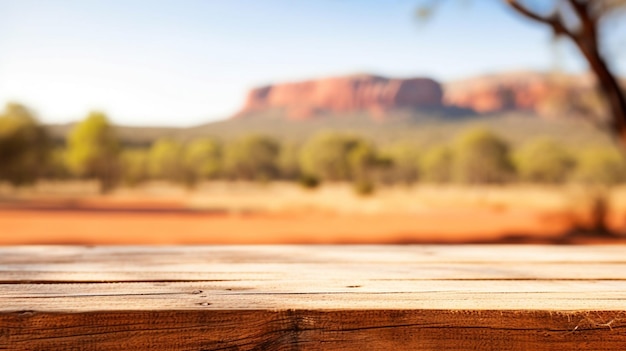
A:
2 103 626 194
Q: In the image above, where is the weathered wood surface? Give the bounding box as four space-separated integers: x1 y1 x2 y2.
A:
1 245 626 350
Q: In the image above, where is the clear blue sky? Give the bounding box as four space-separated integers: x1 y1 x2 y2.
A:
0 0 623 126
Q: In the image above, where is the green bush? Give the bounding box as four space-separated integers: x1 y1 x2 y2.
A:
148 139 184 182
573 147 626 185
420 146 453 183
66 111 120 192
347 140 380 181
183 138 221 185
298 174 321 189
300 132 359 181
452 127 513 184
514 138 574 183
120 149 150 186
300 132 382 182
43 147 71 180
223 135 280 181
0 103 50 186
353 178 375 196
380 142 420 184
278 142 302 180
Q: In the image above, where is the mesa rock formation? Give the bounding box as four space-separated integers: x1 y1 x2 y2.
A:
443 71 598 117
234 71 616 120
236 74 443 120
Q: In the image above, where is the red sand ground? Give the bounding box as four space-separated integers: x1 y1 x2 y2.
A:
2 187 625 245
0 204 595 245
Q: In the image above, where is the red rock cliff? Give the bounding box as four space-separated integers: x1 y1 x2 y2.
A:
236 74 443 120
443 71 597 116
234 71 619 120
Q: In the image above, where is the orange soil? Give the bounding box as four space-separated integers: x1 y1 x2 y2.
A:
0 205 578 245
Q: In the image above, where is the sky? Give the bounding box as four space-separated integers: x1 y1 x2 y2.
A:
0 0 624 127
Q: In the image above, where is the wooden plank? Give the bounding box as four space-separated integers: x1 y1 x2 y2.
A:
2 245 626 263
5 262 626 282
2 310 626 351
4 261 626 278
1 245 626 350
2 281 626 311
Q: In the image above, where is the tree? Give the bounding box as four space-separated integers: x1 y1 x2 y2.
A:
417 0 626 237
381 142 421 184
44 147 72 180
569 146 626 235
417 1 626 146
573 146 626 185
278 142 302 180
347 140 380 180
66 112 120 193
420 145 454 183
300 132 352 181
299 132 389 193
497 1 626 237
452 128 514 184
120 149 150 186
223 135 280 181
182 139 222 186
148 139 185 182
505 0 626 146
347 140 383 195
514 138 575 183
300 132 366 181
0 103 49 186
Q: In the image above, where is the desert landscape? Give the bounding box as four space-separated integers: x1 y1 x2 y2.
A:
2 180 626 245
2 70 626 245
4 3 626 351
2 1 625 247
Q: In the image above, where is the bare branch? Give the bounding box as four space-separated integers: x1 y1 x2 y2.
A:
567 0 598 48
506 0 551 23
506 0 577 40
507 0 626 145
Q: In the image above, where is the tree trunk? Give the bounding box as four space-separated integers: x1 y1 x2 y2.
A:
589 190 610 235
505 1 626 239
575 41 626 147
506 0 626 148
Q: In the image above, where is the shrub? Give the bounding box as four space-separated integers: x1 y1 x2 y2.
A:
452 127 513 184
300 132 359 181
0 103 50 186
573 147 626 185
223 135 280 181
353 178 375 196
513 138 574 183
278 142 301 180
183 138 221 185
298 174 320 189
120 149 150 186
66 111 120 192
380 142 420 184
300 132 383 182
148 139 184 182
420 146 453 183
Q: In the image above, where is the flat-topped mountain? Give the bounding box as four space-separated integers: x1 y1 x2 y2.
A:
235 74 444 120
443 71 597 116
234 71 618 120
46 70 622 147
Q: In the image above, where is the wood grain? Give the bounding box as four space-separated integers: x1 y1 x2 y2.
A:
1 245 626 350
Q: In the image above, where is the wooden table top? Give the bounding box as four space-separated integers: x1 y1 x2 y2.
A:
1 245 626 350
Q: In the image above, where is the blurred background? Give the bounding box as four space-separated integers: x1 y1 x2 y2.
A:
1 0 625 244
